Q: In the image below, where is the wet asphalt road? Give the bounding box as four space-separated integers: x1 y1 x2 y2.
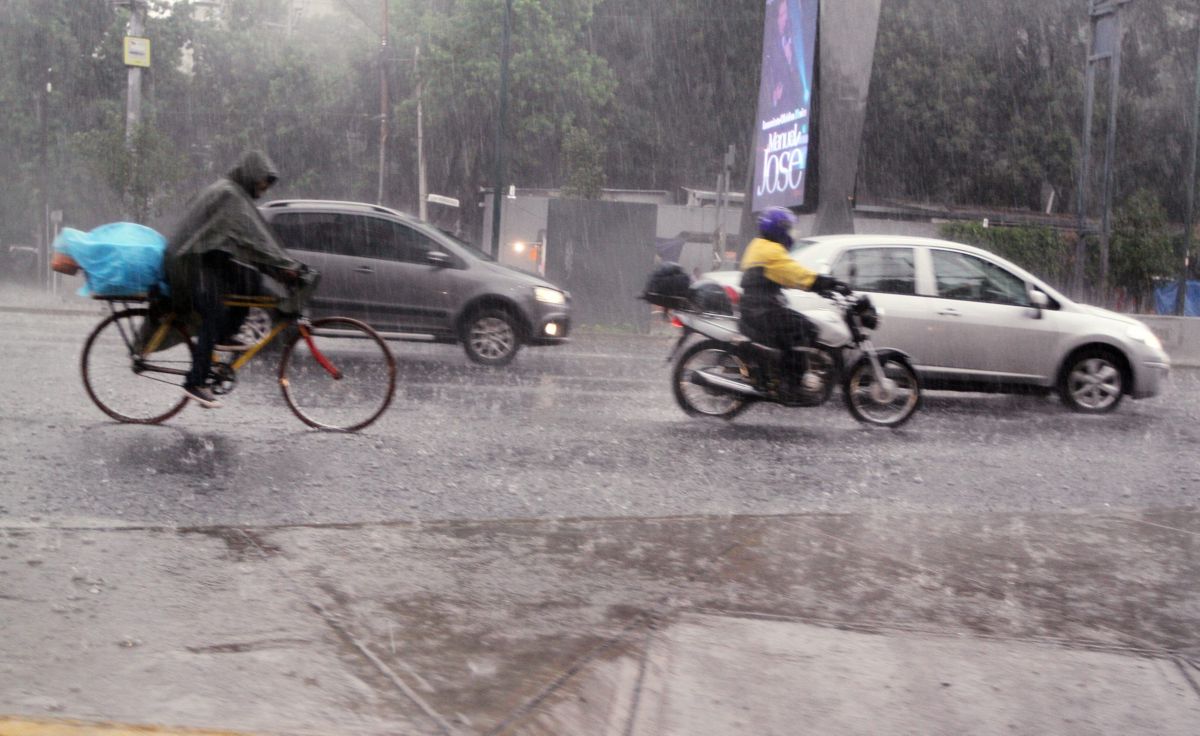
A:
2 311 1197 528
3 310 1200 735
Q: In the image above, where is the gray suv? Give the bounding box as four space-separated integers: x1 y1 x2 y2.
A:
260 199 570 365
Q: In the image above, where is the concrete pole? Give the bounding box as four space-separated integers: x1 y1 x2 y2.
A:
1097 4 1124 304
416 45 428 221
124 0 146 143
1074 37 1097 300
1177 28 1200 316
376 0 389 205
490 0 513 257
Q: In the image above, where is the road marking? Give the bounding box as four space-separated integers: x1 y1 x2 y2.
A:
0 717 257 735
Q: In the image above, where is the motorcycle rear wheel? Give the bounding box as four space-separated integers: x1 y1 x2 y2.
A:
843 354 921 428
672 340 751 420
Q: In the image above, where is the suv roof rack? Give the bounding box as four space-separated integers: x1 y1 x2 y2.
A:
262 199 412 219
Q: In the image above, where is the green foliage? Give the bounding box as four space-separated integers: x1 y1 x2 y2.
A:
591 0 761 192
1 0 1197 256
1110 189 1175 308
561 126 605 199
864 0 1199 222
71 115 187 222
413 0 616 230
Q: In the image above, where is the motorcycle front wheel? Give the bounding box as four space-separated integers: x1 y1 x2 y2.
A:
843 354 921 428
672 340 751 420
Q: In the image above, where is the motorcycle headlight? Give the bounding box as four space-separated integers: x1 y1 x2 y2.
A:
534 287 566 305
1127 325 1163 352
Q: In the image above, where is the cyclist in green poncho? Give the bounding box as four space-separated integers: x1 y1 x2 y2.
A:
164 150 316 408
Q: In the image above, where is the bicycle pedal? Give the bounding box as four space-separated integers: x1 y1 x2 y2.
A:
215 343 253 352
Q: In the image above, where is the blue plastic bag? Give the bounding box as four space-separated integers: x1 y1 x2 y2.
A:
52 222 168 297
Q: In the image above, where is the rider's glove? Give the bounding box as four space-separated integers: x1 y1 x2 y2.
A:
812 275 853 296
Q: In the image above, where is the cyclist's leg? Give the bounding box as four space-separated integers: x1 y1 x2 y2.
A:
185 256 231 389
219 260 264 344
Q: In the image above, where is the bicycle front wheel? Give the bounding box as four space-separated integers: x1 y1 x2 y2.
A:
81 308 192 424
278 317 397 432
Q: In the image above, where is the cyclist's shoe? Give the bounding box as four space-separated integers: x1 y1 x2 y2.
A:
183 384 222 409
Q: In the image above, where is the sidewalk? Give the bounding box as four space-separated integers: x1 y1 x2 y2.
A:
2 510 1197 734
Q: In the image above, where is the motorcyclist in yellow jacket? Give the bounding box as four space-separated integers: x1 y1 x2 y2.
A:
739 206 851 393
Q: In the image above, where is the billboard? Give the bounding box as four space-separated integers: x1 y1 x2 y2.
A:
752 0 818 213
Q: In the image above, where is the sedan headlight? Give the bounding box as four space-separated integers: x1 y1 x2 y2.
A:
534 287 566 305
1127 325 1163 352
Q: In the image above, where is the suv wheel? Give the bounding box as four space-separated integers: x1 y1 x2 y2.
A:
463 309 521 366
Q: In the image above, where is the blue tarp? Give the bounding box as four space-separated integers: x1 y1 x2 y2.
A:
1154 280 1200 317
52 222 168 297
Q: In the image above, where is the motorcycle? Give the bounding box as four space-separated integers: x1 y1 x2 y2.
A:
658 287 922 428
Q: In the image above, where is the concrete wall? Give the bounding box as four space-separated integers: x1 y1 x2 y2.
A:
1139 316 1200 368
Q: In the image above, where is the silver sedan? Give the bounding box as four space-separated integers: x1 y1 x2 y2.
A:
699 234 1170 413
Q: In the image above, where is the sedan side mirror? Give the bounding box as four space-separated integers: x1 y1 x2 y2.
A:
427 251 454 268
1030 289 1049 319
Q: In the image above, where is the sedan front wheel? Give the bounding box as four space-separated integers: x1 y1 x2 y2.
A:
1059 348 1125 413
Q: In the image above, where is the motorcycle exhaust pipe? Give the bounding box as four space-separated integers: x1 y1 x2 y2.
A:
690 369 766 398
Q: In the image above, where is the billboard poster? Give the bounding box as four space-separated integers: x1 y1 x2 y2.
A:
752 0 818 213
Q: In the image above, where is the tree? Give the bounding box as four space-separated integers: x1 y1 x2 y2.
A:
561 125 605 198
1110 189 1174 310
591 0 762 193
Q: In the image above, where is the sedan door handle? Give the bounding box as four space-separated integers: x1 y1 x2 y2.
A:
937 308 961 317
353 266 375 274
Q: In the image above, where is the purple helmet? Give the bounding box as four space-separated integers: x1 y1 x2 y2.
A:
757 206 795 247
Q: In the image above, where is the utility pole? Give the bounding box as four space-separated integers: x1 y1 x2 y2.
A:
37 64 50 290
490 0 513 257
1177 27 1200 316
1075 0 1130 303
376 0 389 205
1097 1 1126 304
416 45 428 221
714 144 735 269
120 0 148 143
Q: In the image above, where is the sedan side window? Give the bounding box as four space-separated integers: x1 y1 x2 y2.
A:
831 247 916 295
931 250 1030 306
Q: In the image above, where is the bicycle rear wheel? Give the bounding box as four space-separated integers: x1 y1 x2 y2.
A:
278 317 397 432
81 308 192 424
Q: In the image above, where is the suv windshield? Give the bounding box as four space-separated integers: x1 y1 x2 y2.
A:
436 228 495 261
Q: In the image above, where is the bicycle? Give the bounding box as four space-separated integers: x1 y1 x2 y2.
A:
80 293 397 432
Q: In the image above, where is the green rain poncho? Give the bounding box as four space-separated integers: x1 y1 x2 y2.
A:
163 150 316 316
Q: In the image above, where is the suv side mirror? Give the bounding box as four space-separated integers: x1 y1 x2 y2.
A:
427 251 453 268
1030 289 1049 319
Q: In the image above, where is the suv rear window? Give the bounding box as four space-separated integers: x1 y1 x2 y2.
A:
269 212 359 256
